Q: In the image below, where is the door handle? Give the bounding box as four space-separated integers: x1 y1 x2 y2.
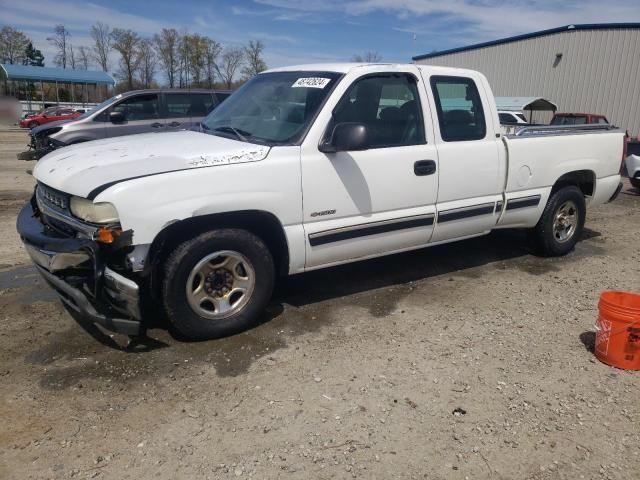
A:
414 160 437 176
151 122 164 128
168 121 181 127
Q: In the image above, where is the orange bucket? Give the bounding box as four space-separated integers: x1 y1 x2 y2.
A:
595 291 640 370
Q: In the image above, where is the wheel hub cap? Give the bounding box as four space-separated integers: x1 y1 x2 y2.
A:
552 200 578 243
186 250 255 320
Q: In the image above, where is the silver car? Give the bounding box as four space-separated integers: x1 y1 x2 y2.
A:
19 88 231 160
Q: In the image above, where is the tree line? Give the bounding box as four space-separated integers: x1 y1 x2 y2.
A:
2 23 384 94
1 23 268 91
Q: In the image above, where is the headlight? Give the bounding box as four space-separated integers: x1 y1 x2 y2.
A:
70 196 119 224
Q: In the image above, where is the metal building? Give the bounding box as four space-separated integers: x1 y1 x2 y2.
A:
413 23 640 135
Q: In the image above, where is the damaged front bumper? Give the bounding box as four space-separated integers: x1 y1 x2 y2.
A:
16 201 142 335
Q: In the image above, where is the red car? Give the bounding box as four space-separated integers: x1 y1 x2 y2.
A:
550 112 609 126
19 107 82 129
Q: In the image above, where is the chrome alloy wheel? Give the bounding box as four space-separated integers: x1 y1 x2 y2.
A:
552 200 578 243
186 250 255 319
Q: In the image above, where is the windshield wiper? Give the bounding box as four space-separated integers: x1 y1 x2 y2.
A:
213 126 251 142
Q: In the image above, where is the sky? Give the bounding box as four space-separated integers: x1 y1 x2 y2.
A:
2 0 640 75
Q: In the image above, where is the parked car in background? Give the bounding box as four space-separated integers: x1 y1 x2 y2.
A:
626 154 640 189
498 110 528 125
17 63 624 340
18 88 232 160
499 110 529 134
551 113 609 126
19 106 82 129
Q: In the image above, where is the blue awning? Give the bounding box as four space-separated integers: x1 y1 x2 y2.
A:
0 64 115 85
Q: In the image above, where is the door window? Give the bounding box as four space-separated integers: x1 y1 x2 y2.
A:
430 76 486 142
112 94 160 121
166 93 214 118
331 74 425 148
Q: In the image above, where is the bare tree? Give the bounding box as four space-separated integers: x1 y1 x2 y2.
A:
68 44 76 69
180 33 208 87
111 28 141 90
137 39 156 88
242 40 267 79
153 28 180 88
0 26 31 64
351 51 383 62
215 47 244 89
77 46 91 70
47 24 71 68
90 22 111 72
204 38 222 88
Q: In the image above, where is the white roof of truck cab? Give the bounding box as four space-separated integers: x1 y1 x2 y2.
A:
264 63 481 77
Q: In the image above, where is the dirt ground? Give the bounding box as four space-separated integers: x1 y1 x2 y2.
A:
0 126 638 480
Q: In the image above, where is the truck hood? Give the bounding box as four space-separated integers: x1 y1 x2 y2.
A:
33 130 271 198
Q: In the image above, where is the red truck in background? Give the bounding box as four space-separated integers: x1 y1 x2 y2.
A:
550 112 609 126
19 107 82 129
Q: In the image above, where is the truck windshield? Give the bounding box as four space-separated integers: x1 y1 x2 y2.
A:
201 71 342 145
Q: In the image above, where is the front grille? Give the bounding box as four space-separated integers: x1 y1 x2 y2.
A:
37 183 69 211
36 183 76 237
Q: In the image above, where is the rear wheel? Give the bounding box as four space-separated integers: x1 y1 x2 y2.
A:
531 186 585 256
162 229 275 340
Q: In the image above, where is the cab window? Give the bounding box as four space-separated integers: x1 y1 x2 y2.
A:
331 74 425 148
430 76 486 142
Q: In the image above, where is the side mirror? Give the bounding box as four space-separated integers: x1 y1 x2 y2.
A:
319 122 369 153
110 111 125 123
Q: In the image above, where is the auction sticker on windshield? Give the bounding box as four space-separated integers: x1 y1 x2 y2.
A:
292 77 331 88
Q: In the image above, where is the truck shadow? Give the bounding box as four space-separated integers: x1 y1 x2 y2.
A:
276 228 601 308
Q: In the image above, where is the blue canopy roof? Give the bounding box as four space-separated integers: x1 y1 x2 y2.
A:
0 64 115 85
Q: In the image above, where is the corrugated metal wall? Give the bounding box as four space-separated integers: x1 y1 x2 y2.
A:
415 28 640 135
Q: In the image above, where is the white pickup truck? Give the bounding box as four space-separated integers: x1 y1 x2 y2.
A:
17 63 624 339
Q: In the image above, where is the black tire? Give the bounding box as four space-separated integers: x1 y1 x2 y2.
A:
630 177 640 189
162 229 275 340
28 121 38 129
530 186 585 257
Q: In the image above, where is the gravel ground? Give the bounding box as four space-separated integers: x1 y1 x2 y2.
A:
0 127 639 480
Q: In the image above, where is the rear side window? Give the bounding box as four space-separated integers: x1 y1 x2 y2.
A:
166 93 214 118
112 94 160 121
430 76 486 142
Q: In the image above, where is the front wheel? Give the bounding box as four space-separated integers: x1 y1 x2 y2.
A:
630 177 640 189
530 186 585 256
28 121 38 129
162 229 275 340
